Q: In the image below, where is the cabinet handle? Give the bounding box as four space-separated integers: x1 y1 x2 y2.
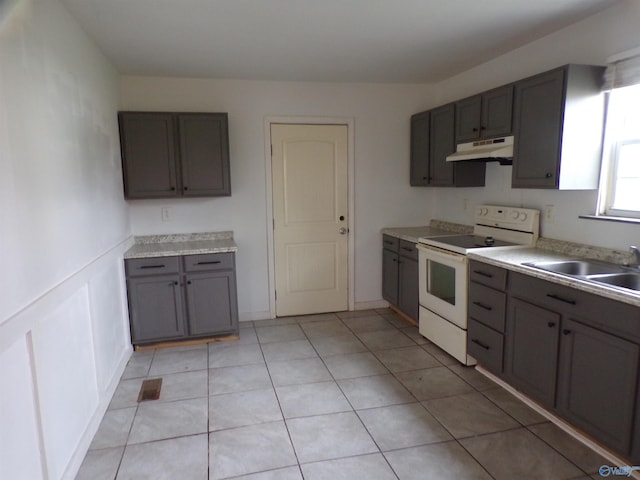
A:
401 247 414 252
170 281 178 286
472 301 492 311
545 172 553 178
471 339 490 350
184 186 189 191
546 293 576 305
548 321 556 328
562 329 572 335
196 260 221 265
187 280 192 285
473 270 493 278
140 264 165 269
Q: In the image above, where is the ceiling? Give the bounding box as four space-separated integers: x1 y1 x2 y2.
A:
60 0 617 83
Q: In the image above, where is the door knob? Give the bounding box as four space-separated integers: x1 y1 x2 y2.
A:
339 227 348 235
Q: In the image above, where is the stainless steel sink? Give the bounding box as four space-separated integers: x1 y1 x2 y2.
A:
523 260 627 276
523 260 640 293
587 273 640 292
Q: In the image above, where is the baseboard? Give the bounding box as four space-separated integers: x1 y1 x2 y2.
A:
354 300 390 311
239 311 273 322
475 366 637 478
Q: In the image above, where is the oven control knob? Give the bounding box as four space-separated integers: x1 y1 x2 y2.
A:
484 236 495 246
519 212 528 221
511 210 520 220
478 207 488 216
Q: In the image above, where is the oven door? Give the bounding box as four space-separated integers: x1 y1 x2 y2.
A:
417 243 468 328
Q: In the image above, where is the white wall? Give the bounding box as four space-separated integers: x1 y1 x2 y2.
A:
428 0 640 251
0 0 131 478
120 78 436 318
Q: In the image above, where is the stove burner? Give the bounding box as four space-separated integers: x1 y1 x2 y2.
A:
484 236 495 246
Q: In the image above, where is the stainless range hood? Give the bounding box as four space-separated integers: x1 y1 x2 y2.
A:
446 136 514 165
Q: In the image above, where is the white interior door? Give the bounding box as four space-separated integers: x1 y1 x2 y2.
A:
271 123 348 317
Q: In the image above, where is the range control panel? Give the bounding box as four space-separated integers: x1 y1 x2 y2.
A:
474 205 540 233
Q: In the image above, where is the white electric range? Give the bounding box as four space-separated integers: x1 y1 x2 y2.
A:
416 205 540 365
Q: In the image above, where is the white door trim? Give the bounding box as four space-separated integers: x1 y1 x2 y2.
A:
264 116 355 318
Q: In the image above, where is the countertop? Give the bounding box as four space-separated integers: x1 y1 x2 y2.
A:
469 246 640 308
382 221 473 243
124 231 238 259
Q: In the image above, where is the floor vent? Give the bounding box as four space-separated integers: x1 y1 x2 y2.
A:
137 378 162 402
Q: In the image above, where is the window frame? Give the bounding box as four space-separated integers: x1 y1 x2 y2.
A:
596 85 640 220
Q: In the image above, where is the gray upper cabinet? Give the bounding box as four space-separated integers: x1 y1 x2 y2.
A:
455 85 513 143
410 104 486 188
409 111 430 186
119 112 231 199
512 64 605 189
429 104 456 186
119 113 178 198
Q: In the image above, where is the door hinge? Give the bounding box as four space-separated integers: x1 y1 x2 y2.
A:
275 290 277 300
273 218 275 230
271 144 273 156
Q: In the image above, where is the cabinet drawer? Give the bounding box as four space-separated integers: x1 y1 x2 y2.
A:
469 282 506 332
398 240 418 261
383 235 399 251
126 256 180 276
509 272 640 343
469 260 507 290
468 318 504 373
183 252 234 272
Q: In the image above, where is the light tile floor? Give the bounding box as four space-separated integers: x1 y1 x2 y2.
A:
76 309 607 480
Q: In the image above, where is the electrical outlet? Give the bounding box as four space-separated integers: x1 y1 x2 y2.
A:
544 205 555 224
161 207 172 222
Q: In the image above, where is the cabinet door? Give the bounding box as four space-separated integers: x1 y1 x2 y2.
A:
185 271 238 336
512 68 565 188
119 113 178 199
410 111 430 186
127 274 185 343
455 95 482 143
482 84 513 139
429 104 455 186
558 318 639 455
178 113 231 197
398 256 419 321
382 248 399 306
505 298 560 407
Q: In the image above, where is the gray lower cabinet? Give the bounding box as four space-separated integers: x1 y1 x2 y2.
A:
125 252 238 345
127 274 185 343
469 260 640 461
557 318 639 454
382 235 418 321
505 297 560 408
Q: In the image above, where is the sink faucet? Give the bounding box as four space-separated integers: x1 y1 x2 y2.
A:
630 246 640 268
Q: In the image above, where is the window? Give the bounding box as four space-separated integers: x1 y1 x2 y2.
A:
597 52 640 220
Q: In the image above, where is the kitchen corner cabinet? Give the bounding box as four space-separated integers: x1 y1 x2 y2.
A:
382 235 419 321
410 105 486 188
511 64 605 189
119 112 231 199
455 84 513 143
125 253 238 345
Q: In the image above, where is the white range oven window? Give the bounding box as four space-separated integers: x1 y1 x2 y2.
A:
418 244 468 329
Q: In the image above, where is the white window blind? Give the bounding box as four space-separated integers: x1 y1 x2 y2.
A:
603 47 640 91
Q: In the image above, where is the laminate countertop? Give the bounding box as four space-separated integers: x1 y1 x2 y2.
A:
469 244 640 308
124 232 237 259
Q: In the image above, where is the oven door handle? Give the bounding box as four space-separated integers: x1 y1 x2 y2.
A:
417 244 467 264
